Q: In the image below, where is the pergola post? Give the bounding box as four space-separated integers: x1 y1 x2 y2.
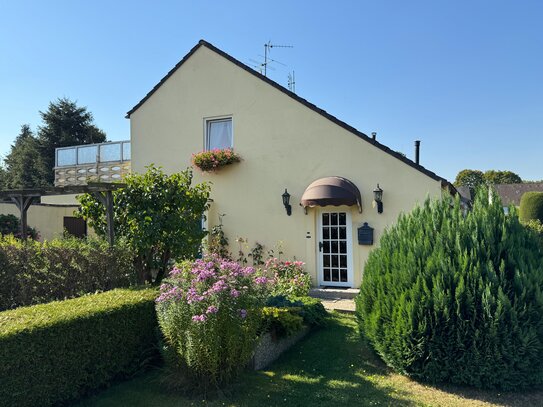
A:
92 190 115 247
10 195 38 240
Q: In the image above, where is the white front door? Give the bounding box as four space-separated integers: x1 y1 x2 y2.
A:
317 210 354 287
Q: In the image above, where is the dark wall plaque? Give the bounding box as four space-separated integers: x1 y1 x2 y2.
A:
357 222 374 245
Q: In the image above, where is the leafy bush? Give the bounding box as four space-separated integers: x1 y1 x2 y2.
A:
265 258 312 297
265 295 328 328
78 165 210 284
156 255 270 392
0 213 39 239
520 191 543 223
0 235 135 311
356 189 543 390
292 296 328 327
192 148 241 172
261 307 304 338
0 288 158 407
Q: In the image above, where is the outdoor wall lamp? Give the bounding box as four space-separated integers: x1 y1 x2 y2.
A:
373 184 383 214
282 188 292 216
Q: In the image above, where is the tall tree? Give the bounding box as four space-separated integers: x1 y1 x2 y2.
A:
483 170 522 185
3 125 48 188
455 169 523 194
37 98 106 185
454 169 485 191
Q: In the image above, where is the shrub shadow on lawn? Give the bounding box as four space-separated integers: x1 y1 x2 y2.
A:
230 312 417 406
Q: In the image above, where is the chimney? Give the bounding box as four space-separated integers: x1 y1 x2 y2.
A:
414 140 421 165
371 132 377 141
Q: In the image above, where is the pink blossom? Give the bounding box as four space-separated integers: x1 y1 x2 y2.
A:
239 309 247 319
211 279 228 293
255 276 268 285
169 266 183 276
206 305 218 314
192 314 207 323
230 288 240 298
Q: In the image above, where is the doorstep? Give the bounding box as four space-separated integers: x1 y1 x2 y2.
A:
309 287 360 300
318 298 356 314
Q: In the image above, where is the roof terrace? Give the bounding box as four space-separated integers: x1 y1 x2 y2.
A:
54 140 131 186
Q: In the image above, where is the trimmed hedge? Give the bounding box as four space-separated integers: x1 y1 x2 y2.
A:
357 190 543 390
520 191 543 223
0 235 135 311
0 288 158 407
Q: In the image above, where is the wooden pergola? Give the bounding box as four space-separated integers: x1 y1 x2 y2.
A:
0 182 125 245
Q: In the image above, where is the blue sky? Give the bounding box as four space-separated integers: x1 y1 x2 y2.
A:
1 1 542 181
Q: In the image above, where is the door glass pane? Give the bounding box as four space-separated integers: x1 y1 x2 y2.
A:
323 241 330 253
331 255 338 267
323 228 330 239
331 241 338 253
324 255 330 267
339 227 346 239
340 255 347 267
339 241 347 253
322 213 329 225
331 213 338 225
339 213 346 225
331 228 338 239
324 268 331 281
332 269 339 281
340 269 348 282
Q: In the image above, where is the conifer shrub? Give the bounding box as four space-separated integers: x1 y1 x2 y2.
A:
356 189 543 390
519 191 543 223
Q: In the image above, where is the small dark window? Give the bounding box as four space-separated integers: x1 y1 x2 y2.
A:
64 216 87 238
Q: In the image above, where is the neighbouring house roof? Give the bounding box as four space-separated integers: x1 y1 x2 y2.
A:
493 183 543 206
126 39 454 190
456 186 472 201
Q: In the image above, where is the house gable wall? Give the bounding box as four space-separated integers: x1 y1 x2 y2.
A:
130 45 442 287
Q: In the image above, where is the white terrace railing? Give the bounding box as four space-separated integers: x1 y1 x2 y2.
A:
54 140 131 186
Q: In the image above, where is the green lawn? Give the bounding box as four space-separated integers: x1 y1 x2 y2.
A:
76 313 543 407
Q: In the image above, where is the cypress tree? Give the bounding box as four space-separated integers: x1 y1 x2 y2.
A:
356 187 543 390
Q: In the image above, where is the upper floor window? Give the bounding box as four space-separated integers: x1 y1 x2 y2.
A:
206 117 232 150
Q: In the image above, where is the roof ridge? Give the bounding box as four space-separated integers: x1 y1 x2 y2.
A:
126 40 450 185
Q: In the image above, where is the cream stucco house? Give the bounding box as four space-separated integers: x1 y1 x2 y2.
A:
0 40 453 287
126 40 453 288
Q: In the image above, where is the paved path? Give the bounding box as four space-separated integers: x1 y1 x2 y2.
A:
320 298 356 313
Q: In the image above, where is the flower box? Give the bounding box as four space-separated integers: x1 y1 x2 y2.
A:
192 148 241 172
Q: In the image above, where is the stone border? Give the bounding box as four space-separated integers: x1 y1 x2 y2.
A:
251 326 310 370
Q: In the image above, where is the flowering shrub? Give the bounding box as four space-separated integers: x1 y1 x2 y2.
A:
265 258 312 297
192 148 241 172
155 254 270 391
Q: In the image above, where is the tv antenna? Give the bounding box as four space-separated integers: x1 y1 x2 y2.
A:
263 41 293 77
288 71 296 93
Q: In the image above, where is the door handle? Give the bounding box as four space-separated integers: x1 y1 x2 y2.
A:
319 242 323 252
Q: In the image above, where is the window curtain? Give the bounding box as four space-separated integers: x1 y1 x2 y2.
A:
208 120 232 150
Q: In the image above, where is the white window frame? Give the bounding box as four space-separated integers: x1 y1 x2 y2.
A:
204 116 233 151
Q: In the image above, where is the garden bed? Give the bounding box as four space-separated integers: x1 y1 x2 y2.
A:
251 325 310 370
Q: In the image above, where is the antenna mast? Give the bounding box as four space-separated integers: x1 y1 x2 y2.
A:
264 41 293 77
288 71 296 93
